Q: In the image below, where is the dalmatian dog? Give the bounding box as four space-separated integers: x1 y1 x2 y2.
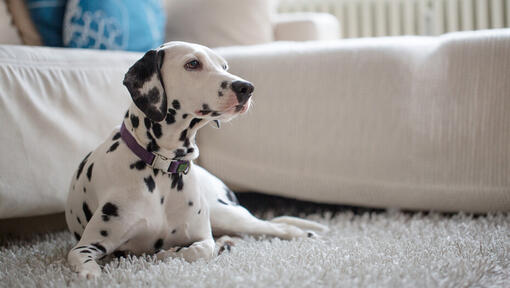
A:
65 42 328 279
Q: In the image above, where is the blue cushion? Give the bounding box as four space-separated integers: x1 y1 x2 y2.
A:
63 0 165 51
26 0 67 46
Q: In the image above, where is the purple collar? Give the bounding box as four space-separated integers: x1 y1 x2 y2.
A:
120 122 190 174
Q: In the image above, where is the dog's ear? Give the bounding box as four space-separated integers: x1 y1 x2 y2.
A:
123 50 167 122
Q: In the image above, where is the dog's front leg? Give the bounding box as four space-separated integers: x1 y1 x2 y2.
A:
68 208 145 279
156 238 215 262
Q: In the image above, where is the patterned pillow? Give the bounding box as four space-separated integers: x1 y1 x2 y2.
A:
25 0 67 46
63 0 165 51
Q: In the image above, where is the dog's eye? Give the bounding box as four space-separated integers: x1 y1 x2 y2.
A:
185 60 201 70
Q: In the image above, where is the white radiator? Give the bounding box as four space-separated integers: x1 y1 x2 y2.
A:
278 0 510 38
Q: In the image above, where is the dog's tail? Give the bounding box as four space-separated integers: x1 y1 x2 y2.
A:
270 216 329 233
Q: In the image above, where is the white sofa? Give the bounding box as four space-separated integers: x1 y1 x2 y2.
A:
203 29 510 213
1 29 509 222
2 0 510 222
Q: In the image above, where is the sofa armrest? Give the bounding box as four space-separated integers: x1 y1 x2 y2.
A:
0 45 140 219
272 12 340 41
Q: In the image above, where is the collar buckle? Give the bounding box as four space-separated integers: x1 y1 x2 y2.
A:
150 153 168 168
152 153 190 174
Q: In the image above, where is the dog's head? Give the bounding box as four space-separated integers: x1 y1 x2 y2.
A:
123 41 254 123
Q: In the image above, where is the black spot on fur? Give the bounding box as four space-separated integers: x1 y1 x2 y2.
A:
148 88 160 104
225 187 239 205
82 202 92 222
188 201 193 206
172 100 180 110
86 163 94 181
182 113 188 119
221 81 228 89
168 108 176 115
211 111 221 117
130 160 147 170
91 243 106 253
174 149 185 158
144 176 155 192
161 197 164 204
83 187 86 193
177 177 184 191
76 217 82 225
171 174 179 189
74 232 81 241
218 199 229 205
102 215 110 222
107 141 119 153
152 123 162 138
307 232 314 238
218 91 223 97
146 131 154 140
100 230 108 237
171 229 177 234
189 118 202 129
124 110 129 119
130 115 139 128
198 209 201 214
153 169 159 176
187 147 194 153
200 104 211 115
112 132 121 141
184 138 190 147
76 152 91 179
89 246 100 252
179 129 188 141
171 174 184 191
102 202 119 217
165 113 175 125
147 138 160 152
154 239 163 250
144 118 152 129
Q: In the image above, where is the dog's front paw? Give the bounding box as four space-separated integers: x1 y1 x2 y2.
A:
75 261 101 279
157 239 215 262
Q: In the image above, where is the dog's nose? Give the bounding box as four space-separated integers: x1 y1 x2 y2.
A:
231 81 254 104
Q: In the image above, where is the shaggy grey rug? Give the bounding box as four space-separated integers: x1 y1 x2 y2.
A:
1 210 509 287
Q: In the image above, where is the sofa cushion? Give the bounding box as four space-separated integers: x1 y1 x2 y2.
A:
272 13 340 41
63 0 165 51
0 45 139 218
164 0 275 48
